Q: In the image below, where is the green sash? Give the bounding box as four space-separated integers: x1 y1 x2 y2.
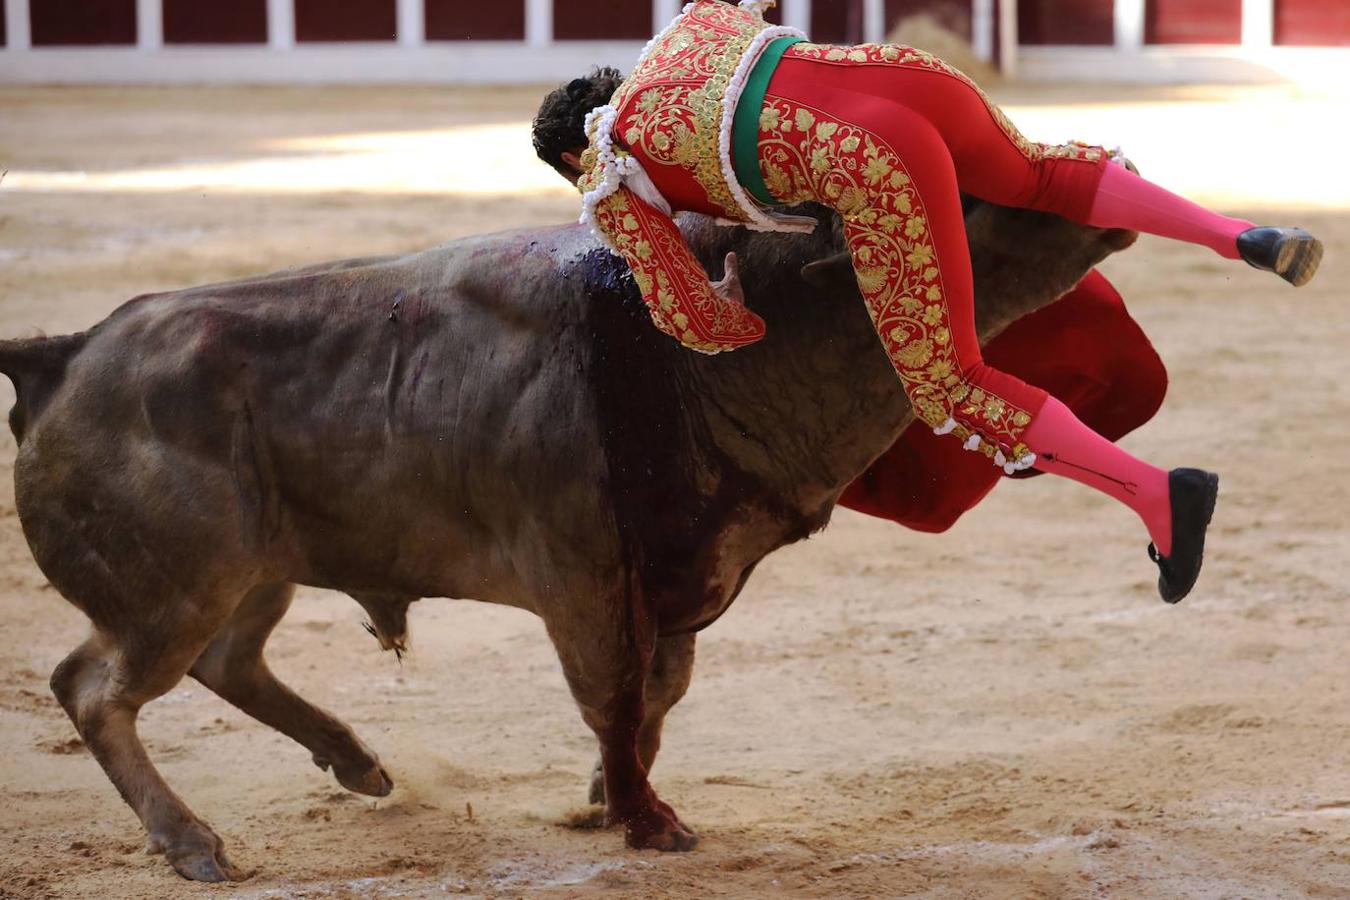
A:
732 37 805 208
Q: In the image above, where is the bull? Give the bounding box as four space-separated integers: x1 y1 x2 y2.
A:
0 200 1136 881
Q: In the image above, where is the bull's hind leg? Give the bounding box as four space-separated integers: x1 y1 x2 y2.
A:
50 620 245 883
588 633 696 806
546 593 697 852
189 583 393 797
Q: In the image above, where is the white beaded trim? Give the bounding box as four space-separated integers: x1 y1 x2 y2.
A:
577 105 642 252
933 417 1037 474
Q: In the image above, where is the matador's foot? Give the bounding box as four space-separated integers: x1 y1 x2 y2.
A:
1148 468 1220 604
1237 227 1323 287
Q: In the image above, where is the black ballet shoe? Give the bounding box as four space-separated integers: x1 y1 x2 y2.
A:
1236 227 1323 287
1148 468 1220 605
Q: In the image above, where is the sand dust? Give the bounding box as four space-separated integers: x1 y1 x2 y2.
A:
0 84 1348 899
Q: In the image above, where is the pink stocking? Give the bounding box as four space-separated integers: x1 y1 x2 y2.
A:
1022 397 1174 555
1086 164 1253 260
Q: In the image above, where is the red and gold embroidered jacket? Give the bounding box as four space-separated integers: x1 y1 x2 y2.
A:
576 0 812 354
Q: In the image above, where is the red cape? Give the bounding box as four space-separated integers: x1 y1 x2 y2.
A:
839 269 1167 533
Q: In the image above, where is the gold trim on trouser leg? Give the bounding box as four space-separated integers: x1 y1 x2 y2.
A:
756 93 1037 469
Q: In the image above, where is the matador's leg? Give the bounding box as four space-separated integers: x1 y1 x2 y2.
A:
756 87 1203 588
776 43 1320 286
758 89 1045 464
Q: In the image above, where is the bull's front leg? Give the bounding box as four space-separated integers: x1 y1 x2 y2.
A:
544 588 697 851
589 633 696 806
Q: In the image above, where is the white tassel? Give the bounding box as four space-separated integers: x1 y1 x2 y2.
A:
993 450 1007 468
933 418 958 436
739 0 777 13
963 434 982 452
625 160 673 216
1000 452 1037 475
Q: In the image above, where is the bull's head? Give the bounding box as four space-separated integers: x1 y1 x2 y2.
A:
800 199 1138 344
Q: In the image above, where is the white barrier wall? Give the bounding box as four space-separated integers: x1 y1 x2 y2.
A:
0 0 1346 84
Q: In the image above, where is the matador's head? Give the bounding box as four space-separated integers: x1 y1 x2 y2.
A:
532 67 626 185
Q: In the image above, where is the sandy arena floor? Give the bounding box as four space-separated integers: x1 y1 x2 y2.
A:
1 83 1348 899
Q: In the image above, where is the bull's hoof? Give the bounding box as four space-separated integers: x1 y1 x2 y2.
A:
315 752 394 797
620 807 699 852
336 761 394 797
149 823 247 883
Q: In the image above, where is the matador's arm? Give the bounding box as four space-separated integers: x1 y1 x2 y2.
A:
589 184 766 354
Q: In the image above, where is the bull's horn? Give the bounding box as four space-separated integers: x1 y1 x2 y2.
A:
800 251 853 288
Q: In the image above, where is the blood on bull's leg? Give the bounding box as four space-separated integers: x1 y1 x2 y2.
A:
589 632 697 806
546 583 697 851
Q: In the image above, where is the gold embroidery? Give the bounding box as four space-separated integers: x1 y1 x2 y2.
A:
605 1 771 221
592 185 766 354
757 93 1036 457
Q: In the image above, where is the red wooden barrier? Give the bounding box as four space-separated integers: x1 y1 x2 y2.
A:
1017 0 1114 45
814 0 865 44
1145 0 1241 43
553 0 650 40
164 0 268 44
295 0 396 42
1275 0 1350 46
31 0 136 45
426 0 525 41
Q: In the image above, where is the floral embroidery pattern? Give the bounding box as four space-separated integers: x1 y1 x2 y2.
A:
591 184 766 354
607 1 775 222
787 42 1105 166
757 94 1036 461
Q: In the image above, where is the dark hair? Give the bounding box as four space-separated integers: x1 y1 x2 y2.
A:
532 67 626 176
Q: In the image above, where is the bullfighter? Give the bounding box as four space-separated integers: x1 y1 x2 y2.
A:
531 0 1323 603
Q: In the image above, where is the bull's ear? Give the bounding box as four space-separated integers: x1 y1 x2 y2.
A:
801 251 853 289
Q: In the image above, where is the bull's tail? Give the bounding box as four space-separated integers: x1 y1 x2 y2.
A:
0 333 87 443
